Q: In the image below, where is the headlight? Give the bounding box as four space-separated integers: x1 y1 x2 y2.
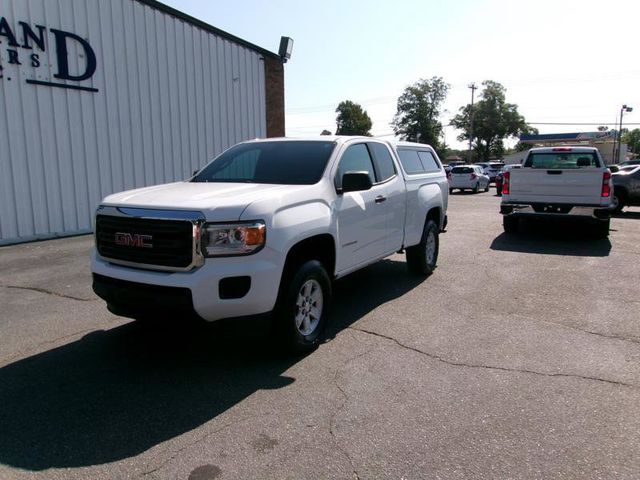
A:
201 221 266 257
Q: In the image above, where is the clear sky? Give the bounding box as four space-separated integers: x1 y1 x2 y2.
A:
163 0 640 149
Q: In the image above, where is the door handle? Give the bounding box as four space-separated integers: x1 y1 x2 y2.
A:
375 195 387 204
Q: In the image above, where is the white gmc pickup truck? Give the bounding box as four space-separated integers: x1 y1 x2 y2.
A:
92 137 448 352
500 146 613 237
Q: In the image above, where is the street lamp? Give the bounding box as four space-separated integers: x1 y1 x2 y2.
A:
614 104 633 163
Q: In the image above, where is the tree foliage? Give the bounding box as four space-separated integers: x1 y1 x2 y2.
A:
391 77 449 151
451 80 531 162
622 128 640 153
335 101 372 136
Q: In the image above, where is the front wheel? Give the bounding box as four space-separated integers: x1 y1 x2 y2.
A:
611 191 626 214
274 260 332 354
406 220 439 276
484 182 490 192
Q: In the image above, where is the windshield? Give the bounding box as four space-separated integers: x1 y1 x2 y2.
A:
193 141 336 185
524 152 598 169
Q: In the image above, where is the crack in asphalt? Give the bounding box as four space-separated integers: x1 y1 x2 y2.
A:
328 339 372 480
4 285 95 302
348 327 638 390
142 416 255 477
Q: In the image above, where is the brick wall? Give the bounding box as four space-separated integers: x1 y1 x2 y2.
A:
264 56 285 137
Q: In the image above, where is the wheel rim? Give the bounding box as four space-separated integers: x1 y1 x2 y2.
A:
425 229 436 265
611 195 619 209
295 279 323 336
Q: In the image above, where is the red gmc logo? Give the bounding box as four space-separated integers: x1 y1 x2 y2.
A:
114 232 153 248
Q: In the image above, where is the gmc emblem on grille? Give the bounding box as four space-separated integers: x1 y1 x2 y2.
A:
114 232 153 248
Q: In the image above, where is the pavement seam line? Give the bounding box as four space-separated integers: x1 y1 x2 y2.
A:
328 337 372 480
4 285 95 302
141 416 255 477
348 326 638 390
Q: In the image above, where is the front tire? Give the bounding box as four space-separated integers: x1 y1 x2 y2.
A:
406 220 439 276
484 182 490 192
274 260 331 354
611 190 626 214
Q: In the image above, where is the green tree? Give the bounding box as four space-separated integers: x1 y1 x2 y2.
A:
622 128 640 153
391 77 449 152
335 100 372 136
451 80 531 162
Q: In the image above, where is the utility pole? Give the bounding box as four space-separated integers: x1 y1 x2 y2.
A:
614 104 633 163
467 83 477 164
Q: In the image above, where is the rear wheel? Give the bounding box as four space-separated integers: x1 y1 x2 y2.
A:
484 182 490 192
503 215 519 234
274 260 331 354
473 183 479 193
406 220 439 275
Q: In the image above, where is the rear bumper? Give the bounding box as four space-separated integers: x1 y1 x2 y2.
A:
500 203 611 220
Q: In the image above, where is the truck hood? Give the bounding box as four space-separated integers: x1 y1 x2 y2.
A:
102 181 309 221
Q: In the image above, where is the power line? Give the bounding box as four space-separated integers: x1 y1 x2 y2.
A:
526 122 640 126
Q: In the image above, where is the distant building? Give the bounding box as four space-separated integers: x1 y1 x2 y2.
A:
518 132 626 165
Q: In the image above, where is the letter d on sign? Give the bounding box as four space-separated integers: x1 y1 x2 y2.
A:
50 28 97 81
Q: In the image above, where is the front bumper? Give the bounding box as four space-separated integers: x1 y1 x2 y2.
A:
91 248 283 321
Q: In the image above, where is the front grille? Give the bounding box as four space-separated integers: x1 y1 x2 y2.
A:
96 215 194 269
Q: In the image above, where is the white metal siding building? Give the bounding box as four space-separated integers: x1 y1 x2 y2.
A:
0 0 285 244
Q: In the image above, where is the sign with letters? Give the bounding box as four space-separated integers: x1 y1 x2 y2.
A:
0 16 98 92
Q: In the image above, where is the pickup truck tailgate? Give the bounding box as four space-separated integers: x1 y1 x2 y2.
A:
507 168 608 205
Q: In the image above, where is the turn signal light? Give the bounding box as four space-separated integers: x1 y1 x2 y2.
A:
502 172 510 195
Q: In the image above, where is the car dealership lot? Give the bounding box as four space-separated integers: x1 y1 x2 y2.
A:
1 193 639 480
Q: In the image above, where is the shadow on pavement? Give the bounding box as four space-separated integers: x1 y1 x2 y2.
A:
613 210 640 220
490 219 612 257
0 259 423 470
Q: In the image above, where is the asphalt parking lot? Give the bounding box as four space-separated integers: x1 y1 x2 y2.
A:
1 192 639 480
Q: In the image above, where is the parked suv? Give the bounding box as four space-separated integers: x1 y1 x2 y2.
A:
92 137 448 352
448 165 490 193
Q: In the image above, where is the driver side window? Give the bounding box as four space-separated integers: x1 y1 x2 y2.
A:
335 144 376 189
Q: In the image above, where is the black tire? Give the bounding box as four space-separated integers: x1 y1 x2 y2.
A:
274 260 331 354
503 215 519 234
473 183 480 193
406 219 439 276
611 190 626 214
449 188 454 194
594 219 610 239
484 183 490 192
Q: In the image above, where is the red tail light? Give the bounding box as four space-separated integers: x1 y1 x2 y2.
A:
552 147 573 152
502 172 510 195
601 171 611 197
470 173 477 180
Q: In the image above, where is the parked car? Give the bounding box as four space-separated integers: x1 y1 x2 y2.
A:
91 137 449 353
500 146 613 237
611 165 640 213
475 162 505 181
448 165 490 193
619 159 640 167
495 164 522 196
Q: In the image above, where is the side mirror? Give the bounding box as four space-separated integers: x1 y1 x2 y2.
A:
341 171 373 193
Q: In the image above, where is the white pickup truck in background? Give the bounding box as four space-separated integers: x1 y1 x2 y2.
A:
91 137 448 352
500 146 613 237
